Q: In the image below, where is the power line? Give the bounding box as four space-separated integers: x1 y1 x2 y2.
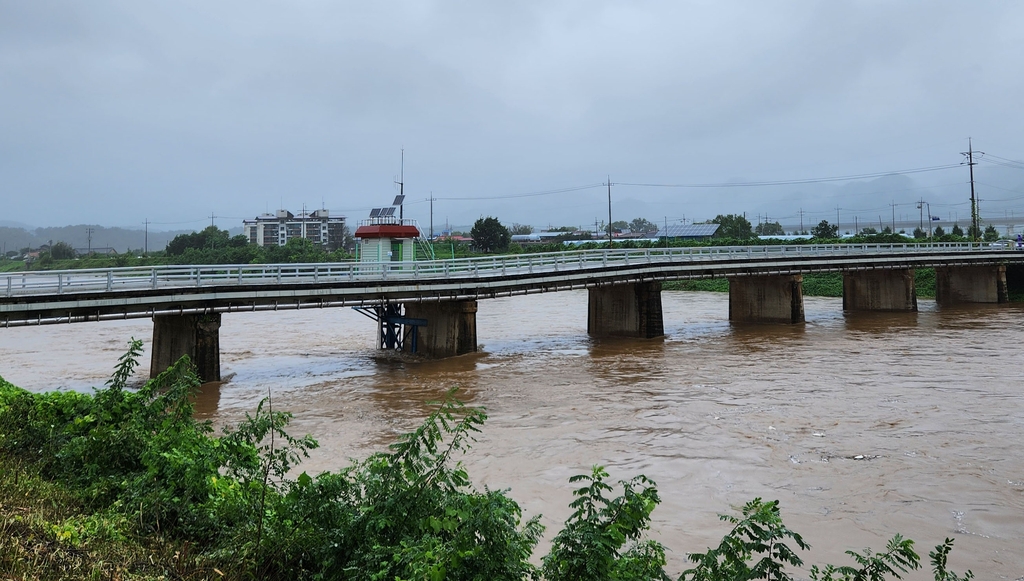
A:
980 156 1024 170
434 183 604 201
615 164 961 189
982 153 1024 166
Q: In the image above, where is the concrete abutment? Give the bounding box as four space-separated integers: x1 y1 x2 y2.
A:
935 265 1008 305
403 300 478 358
150 313 221 382
588 281 664 338
842 269 917 311
728 275 805 323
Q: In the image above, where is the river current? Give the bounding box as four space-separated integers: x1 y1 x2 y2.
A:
2 290 1022 579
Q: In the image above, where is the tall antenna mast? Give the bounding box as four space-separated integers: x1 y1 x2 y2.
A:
399 149 404 221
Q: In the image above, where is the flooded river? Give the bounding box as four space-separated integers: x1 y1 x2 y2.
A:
2 290 1022 579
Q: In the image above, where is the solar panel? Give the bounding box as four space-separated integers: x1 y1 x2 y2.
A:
369 208 382 218
393 195 405 206
383 207 396 217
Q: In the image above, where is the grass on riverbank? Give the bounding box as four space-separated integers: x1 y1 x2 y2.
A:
0 457 224 581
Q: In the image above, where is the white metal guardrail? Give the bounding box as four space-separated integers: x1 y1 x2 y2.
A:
1 243 1013 299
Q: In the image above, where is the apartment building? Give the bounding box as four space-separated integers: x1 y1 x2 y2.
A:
243 209 347 250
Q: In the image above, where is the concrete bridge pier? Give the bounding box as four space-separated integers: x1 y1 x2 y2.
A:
935 265 1008 305
729 275 805 323
588 281 664 338
403 300 478 358
843 269 917 311
151 313 221 382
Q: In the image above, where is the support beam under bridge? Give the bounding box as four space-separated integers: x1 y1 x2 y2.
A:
729 274 805 323
843 269 917 312
151 313 221 382
935 265 1008 305
588 282 664 338
403 300 478 358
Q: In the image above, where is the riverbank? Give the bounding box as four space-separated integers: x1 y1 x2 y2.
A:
0 456 221 581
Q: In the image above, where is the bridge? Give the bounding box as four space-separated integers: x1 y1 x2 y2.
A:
3 243 1021 381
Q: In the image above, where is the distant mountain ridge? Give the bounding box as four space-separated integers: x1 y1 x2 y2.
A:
0 224 243 254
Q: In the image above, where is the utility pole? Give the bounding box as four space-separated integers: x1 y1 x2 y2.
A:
917 199 924 234
143 219 149 256
836 207 841 232
209 213 217 249
799 208 804 233
428 193 435 239
890 201 896 232
854 216 858 234
961 138 981 241
926 202 933 238
607 176 613 244
86 227 94 253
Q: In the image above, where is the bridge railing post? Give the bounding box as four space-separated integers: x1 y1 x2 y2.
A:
57 273 63 295
107 271 113 291
6 275 10 297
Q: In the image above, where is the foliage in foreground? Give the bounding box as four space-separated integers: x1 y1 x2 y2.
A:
0 343 974 580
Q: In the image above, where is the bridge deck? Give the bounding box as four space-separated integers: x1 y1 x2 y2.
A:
2 243 1021 326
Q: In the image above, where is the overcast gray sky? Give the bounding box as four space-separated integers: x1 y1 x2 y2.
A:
2 1 1023 232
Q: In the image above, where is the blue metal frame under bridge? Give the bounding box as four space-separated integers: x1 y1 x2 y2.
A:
353 302 428 352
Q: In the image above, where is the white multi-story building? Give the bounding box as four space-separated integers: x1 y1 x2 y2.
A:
243 209 347 251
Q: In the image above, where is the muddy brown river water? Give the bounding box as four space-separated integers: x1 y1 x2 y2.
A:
2 290 1022 579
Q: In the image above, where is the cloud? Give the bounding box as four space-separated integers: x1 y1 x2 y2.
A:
1 1 1023 230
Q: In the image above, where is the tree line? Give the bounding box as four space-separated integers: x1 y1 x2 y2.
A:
4 215 1007 274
